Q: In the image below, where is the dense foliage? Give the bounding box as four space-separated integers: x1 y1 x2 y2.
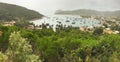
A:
0 26 120 62
0 3 43 21
0 31 41 62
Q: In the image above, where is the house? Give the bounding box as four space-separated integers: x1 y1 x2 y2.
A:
80 27 86 31
0 30 3 36
103 28 113 34
103 28 120 34
27 25 34 30
113 31 119 34
35 26 42 30
2 21 16 26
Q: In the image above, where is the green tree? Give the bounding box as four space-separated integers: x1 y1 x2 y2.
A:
6 32 42 62
93 28 103 35
0 52 8 62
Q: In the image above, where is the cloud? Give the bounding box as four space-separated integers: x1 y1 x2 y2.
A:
0 0 120 15
60 0 120 11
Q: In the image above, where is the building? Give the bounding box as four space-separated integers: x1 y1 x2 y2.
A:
80 27 86 31
27 25 34 30
113 31 119 34
103 28 113 34
2 21 16 26
0 30 3 36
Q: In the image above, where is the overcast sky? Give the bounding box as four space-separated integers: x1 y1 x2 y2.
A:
0 0 120 16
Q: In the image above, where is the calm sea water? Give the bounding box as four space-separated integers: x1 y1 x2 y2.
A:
30 15 102 29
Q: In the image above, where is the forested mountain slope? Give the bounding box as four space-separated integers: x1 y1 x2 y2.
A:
0 2 43 21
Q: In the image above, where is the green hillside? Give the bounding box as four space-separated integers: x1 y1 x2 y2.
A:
0 2 43 21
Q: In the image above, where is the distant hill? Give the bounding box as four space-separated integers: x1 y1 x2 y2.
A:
55 9 120 17
0 2 44 21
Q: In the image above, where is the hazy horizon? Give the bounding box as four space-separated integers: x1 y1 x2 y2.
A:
0 0 120 16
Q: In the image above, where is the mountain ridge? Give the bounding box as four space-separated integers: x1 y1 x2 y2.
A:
55 9 120 17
